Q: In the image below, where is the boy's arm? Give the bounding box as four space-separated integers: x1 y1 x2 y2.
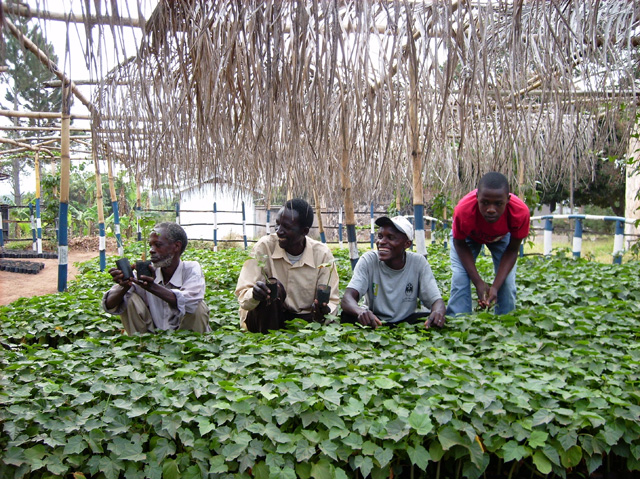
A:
486 236 522 306
453 238 490 303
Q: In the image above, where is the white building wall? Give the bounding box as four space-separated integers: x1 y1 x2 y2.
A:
179 183 256 242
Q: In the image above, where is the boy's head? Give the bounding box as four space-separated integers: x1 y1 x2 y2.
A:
477 172 510 224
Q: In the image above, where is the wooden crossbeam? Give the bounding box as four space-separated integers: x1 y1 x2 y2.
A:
3 2 145 28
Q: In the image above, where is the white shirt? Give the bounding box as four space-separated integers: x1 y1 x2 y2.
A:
103 260 206 330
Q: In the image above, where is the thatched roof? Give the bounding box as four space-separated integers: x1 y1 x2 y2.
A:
6 1 640 207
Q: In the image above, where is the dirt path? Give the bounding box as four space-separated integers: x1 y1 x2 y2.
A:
0 250 102 306
0 237 119 306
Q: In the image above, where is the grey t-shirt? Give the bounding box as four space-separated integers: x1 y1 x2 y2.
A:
347 251 442 323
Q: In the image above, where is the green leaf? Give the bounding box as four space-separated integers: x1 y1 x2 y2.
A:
97 456 124 479
64 435 87 455
531 409 555 426
407 445 430 471
438 426 464 450
183 465 202 479
374 377 399 389
162 459 180 479
353 455 374 477
3 447 26 467
502 441 529 462
532 450 552 474
296 439 316 462
409 411 434 435
310 458 332 479
24 445 47 471
151 437 176 461
209 455 228 474
560 445 582 468
528 430 549 448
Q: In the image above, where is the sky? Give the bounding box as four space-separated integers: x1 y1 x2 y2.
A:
1 0 158 198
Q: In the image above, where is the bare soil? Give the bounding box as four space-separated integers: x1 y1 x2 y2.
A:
0 236 118 306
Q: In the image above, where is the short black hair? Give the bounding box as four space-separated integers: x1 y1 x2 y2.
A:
154 222 188 254
478 172 510 194
284 198 314 230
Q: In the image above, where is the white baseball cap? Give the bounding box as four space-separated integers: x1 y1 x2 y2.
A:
375 215 414 241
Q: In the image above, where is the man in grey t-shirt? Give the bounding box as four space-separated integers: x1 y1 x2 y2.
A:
341 216 446 329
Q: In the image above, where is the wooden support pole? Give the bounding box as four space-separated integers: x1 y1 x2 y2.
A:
93 146 107 271
107 153 124 257
340 111 359 269
58 83 71 292
407 13 426 256
34 152 42 254
313 188 326 244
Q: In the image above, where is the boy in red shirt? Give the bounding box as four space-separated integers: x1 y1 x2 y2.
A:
446 172 530 315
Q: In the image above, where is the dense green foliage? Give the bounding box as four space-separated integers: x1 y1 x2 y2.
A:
1 246 639 479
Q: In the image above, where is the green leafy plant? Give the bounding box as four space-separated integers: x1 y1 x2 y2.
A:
1 246 640 479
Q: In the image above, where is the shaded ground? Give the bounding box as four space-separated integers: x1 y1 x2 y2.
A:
0 237 117 306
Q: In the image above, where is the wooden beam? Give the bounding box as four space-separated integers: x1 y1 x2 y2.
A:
0 109 91 121
3 2 145 28
0 125 91 133
44 79 131 88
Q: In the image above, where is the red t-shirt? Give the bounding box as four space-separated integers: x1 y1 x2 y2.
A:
452 189 530 244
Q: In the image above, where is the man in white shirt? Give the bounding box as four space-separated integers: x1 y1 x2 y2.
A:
103 222 210 334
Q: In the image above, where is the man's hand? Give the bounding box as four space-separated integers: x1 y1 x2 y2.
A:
424 299 447 328
133 263 156 289
483 285 498 309
252 279 283 304
356 309 382 328
311 299 330 323
108 267 132 289
475 280 492 309
425 311 446 329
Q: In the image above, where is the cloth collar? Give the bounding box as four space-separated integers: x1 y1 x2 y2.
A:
271 236 315 267
155 259 184 287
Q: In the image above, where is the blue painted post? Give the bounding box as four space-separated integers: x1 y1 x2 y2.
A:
431 219 437 244
98 222 106 271
29 203 36 251
112 200 124 257
442 221 449 250
266 208 271 235
35 198 42 254
213 202 218 252
338 207 344 248
58 202 69 292
347 223 359 269
136 206 142 242
242 201 248 250
0 209 4 247
613 219 624 264
543 216 553 256
370 203 375 250
175 202 180 224
414 205 426 256
572 216 583 258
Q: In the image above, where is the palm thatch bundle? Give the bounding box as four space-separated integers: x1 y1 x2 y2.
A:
26 0 640 208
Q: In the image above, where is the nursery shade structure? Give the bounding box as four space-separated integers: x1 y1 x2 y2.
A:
7 1 640 211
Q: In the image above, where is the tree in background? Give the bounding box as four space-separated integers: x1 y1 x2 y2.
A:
1 20 62 235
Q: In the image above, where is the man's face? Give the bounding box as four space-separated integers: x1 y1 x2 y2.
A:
149 229 181 268
477 187 510 223
375 225 411 263
275 207 307 253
